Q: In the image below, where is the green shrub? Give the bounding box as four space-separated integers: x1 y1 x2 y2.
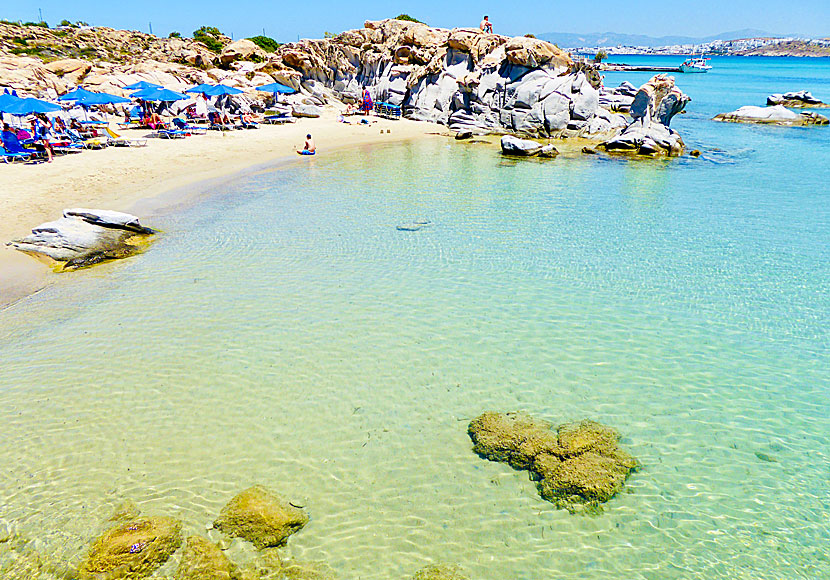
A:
524 33 536 38
169 31 181 38
59 19 72 26
248 35 280 52
193 26 224 52
394 14 423 24
76 20 89 26
12 37 27 45
0 19 23 27
23 21 49 28
593 49 608 63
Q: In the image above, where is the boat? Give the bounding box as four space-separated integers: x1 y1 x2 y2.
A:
680 56 712 73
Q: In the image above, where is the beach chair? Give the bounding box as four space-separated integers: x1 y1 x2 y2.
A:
155 127 187 139
171 118 207 135
105 126 148 147
263 112 295 124
0 145 35 163
2 133 41 160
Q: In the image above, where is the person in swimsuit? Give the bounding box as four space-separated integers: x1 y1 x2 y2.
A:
480 16 493 33
297 134 316 155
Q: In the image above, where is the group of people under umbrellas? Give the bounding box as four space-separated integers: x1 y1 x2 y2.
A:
0 79 297 163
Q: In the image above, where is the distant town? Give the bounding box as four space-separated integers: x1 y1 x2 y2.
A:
569 37 830 57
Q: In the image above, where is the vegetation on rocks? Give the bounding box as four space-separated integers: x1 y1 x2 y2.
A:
193 26 226 52
395 14 424 24
248 35 280 52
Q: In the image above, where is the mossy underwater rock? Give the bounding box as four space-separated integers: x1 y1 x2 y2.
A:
214 485 309 550
78 516 183 579
175 535 237 580
412 563 470 580
468 413 639 512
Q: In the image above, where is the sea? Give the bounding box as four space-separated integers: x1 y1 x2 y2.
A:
0 56 828 579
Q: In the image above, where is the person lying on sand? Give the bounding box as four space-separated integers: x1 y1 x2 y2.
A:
297 134 316 155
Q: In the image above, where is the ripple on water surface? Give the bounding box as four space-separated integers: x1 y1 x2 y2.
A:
0 128 829 579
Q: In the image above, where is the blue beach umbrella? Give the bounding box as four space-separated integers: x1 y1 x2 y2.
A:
185 83 216 95
123 80 163 91
131 87 189 102
256 82 296 95
57 87 98 101
203 84 244 96
75 92 132 106
0 91 23 112
4 97 62 115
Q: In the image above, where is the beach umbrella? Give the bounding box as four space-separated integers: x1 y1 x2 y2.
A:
185 83 216 95
130 87 189 102
203 84 243 96
57 87 98 101
123 80 163 91
75 92 132 106
256 82 296 95
3 97 62 115
0 91 23 112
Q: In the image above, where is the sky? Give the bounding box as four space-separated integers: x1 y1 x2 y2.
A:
4 0 829 42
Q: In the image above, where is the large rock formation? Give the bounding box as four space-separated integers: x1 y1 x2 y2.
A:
602 74 689 156
468 412 639 512
213 485 309 549
7 209 155 270
78 516 183 579
714 104 829 126
767 90 829 108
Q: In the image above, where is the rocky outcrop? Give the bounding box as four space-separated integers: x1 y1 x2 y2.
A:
468 412 639 512
500 135 542 156
213 485 309 549
7 209 155 270
599 81 637 112
220 39 267 65
602 74 689 156
766 91 829 108
176 536 236 580
713 105 829 126
78 516 183 579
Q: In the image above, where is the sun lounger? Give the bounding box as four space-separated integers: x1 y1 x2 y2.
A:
105 126 148 147
155 128 187 139
263 113 295 124
172 118 207 135
0 145 35 163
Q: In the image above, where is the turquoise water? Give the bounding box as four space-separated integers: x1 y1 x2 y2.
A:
1 59 829 579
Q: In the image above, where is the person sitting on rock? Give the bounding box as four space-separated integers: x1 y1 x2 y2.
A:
297 133 316 155
480 16 493 33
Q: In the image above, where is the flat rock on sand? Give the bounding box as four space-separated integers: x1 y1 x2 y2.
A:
214 485 309 549
176 535 236 580
78 516 183 579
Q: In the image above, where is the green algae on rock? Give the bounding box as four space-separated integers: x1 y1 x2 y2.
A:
176 535 236 580
412 563 471 580
214 485 309 550
78 516 183 579
468 413 639 512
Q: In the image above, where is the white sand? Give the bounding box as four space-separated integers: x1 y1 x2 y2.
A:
0 112 447 306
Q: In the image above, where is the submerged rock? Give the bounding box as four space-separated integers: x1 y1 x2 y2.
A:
412 563 470 580
602 74 689 156
176 536 236 580
7 208 155 270
468 413 639 512
713 105 829 126
500 135 542 157
766 90 829 108
78 516 183 579
214 485 309 550
280 560 336 580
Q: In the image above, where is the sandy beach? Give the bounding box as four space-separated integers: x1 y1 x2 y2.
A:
0 112 446 307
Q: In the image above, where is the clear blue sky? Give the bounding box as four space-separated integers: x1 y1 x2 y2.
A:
4 0 829 42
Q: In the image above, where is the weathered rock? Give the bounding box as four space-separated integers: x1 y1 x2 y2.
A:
766 90 829 108
291 104 322 118
500 135 543 157
220 39 267 65
539 144 558 158
280 560 336 580
7 209 156 270
176 536 235 580
78 516 183 579
412 563 470 580
468 413 639 511
603 74 689 156
713 105 829 126
214 485 309 549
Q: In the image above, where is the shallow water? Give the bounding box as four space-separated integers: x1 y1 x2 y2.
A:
1 59 829 579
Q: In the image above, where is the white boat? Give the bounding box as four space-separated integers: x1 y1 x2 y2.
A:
680 56 712 73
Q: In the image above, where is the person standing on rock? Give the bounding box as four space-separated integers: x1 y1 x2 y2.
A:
480 16 493 33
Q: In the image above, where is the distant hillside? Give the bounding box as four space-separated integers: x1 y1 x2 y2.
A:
537 29 787 48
